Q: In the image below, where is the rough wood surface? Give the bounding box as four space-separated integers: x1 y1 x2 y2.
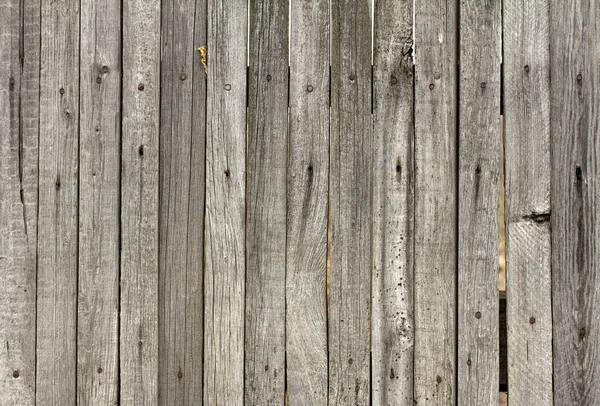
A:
457 0 501 404
0 0 37 403
413 0 457 404
503 0 552 404
158 0 206 403
36 0 80 403
203 0 247 404
329 1 371 404
372 1 414 404
286 0 329 404
245 0 288 404
120 0 161 402
550 1 600 404
77 0 121 403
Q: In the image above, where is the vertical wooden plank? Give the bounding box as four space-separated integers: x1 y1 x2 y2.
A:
286 0 329 404
36 0 80 403
77 0 121 403
0 0 37 403
551 1 600 404
203 0 247 404
120 0 160 402
245 0 288 403
457 0 501 404
503 0 552 404
372 1 414 405
329 0 371 404
413 0 457 403
158 0 206 402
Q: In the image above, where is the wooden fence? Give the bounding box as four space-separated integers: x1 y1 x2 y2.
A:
0 0 597 405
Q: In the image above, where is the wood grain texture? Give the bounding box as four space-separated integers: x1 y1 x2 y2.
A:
0 0 37 403
245 0 288 404
158 0 206 403
550 1 600 404
503 0 552 404
329 1 371 404
120 0 161 402
372 1 414 404
457 0 501 404
203 0 247 404
77 0 121 403
413 0 457 404
36 0 80 403
286 0 329 404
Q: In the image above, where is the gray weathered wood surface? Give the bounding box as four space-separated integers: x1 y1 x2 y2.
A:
457 0 501 404
158 0 206 403
372 0 414 404
120 0 161 402
0 0 37 403
329 1 372 404
413 0 457 404
245 0 288 404
551 1 600 404
286 0 330 404
36 0 80 403
504 0 553 404
77 0 121 403
203 0 247 404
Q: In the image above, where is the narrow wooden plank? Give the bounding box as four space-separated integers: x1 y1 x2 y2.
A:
329 1 371 404
36 0 80 402
413 0 457 403
158 0 206 403
120 0 161 402
286 0 329 404
77 0 121 403
372 1 414 404
457 0 501 404
245 0 288 403
503 0 552 404
203 0 247 404
550 1 600 404
0 0 37 403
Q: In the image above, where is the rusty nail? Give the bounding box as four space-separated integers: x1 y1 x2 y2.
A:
13 370 19 378
348 358 353 365
97 367 103 374
266 74 272 81
307 85 314 92
138 341 143 347
59 88 65 95
349 74 356 81
264 365 269 371
475 311 481 319
524 65 530 73
178 370 183 379
436 376 442 384
577 73 582 81
224 83 232 91
466 359 471 366
391 76 398 85
529 317 536 325
429 83 434 90
579 327 586 338
138 83 145 91
101 65 110 74
96 77 102 84
480 82 487 89
179 73 187 81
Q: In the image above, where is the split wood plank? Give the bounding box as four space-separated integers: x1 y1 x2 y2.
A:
550 1 600 404
372 0 414 404
245 0 288 404
329 0 372 404
120 0 161 402
503 0 553 404
413 0 458 404
36 0 80 402
158 0 206 403
77 0 121 403
0 0 37 403
457 0 501 404
286 0 330 404
203 0 247 404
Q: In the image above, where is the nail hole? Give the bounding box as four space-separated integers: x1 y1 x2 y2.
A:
306 85 313 92
96 77 102 84
429 83 434 90
59 88 65 95
264 365 269 371
579 327 586 339
138 145 144 156
349 74 356 81
101 65 110 74
524 65 530 73
480 82 487 89
348 358 353 365
391 76 398 85
434 72 441 79
224 169 231 178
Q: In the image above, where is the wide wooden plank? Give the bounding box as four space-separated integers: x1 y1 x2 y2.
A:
203 0 247 404
36 0 80 403
503 0 552 404
329 1 371 404
0 0 37 403
77 0 121 403
245 0 288 404
550 1 600 404
286 0 329 404
372 1 414 404
457 0 501 404
413 0 457 404
120 0 161 402
158 0 206 403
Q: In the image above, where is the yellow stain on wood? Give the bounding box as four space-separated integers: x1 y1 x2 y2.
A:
198 46 208 75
